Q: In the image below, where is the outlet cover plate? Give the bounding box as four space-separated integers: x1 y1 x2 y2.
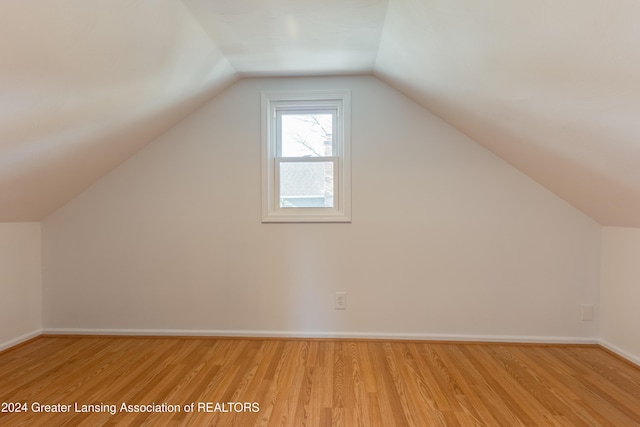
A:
335 292 346 310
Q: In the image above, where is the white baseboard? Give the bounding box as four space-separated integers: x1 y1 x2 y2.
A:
41 328 599 345
0 330 42 352
599 339 640 367
10 329 638 369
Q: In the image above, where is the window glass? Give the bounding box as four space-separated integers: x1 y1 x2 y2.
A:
279 161 334 208
280 113 333 157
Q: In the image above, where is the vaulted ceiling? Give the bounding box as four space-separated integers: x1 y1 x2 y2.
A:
2 0 639 226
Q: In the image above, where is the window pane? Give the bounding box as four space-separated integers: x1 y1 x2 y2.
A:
281 113 333 157
279 161 334 208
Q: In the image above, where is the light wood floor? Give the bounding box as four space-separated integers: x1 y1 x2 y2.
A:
1 337 640 426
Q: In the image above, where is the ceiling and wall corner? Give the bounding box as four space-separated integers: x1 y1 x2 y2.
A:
1 0 639 226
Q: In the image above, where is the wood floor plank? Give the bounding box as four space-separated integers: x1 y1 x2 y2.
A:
428 345 499 426
1 337 639 426
506 346 604 426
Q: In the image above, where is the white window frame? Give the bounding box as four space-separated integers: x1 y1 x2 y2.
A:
261 90 351 222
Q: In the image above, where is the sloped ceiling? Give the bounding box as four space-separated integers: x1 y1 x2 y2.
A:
0 0 236 221
2 0 639 226
375 0 640 227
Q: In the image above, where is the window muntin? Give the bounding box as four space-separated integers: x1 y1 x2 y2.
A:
262 91 351 222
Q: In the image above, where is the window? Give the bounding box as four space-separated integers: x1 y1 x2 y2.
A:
261 90 351 222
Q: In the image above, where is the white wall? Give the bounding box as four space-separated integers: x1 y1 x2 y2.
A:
0 222 41 350
601 227 640 364
42 76 601 341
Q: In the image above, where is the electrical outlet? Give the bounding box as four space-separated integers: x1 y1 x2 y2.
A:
335 292 347 310
581 304 594 321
